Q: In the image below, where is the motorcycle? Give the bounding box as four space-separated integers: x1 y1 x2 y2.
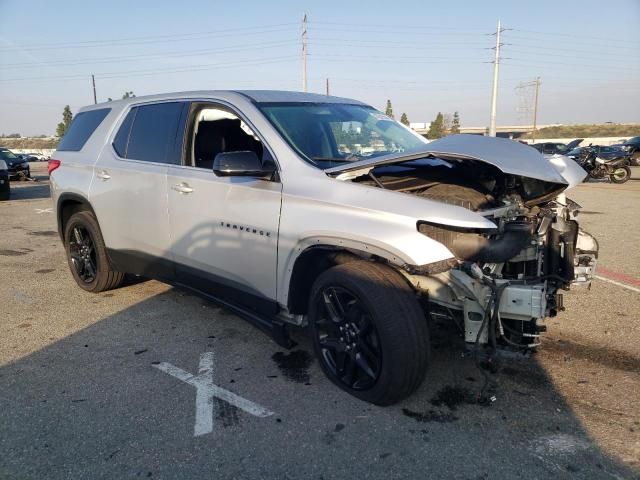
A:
574 145 632 184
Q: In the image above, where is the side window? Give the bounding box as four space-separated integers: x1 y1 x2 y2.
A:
187 104 265 170
124 102 184 164
112 108 136 157
57 108 111 151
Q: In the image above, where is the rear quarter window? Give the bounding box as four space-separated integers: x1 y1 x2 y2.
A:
57 108 111 151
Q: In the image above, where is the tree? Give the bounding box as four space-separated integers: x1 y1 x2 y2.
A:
107 91 136 101
385 100 394 119
56 105 73 137
426 112 445 139
443 114 452 134
400 113 410 126
451 111 461 134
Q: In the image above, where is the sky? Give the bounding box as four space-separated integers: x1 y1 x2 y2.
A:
0 0 639 136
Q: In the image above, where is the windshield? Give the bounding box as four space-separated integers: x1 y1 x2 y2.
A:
0 149 19 160
258 103 428 169
567 147 582 156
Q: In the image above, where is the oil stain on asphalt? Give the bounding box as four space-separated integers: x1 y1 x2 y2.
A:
403 385 491 424
27 230 58 237
271 350 313 383
215 398 240 427
401 408 458 423
0 249 28 256
429 386 476 410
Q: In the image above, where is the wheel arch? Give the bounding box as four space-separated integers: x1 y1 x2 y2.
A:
56 193 98 241
285 240 415 315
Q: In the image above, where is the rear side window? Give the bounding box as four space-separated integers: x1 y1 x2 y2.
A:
121 102 184 164
112 108 136 157
57 108 111 151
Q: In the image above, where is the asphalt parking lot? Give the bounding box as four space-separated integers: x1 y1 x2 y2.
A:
1 162 639 480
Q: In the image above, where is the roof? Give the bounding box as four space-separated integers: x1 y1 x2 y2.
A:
234 90 366 105
82 90 366 112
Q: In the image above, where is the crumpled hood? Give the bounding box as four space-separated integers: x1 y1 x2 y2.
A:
326 134 587 188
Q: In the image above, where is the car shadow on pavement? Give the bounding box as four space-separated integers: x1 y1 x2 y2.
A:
7 178 50 200
0 285 635 480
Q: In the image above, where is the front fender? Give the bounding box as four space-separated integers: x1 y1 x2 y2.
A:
277 231 456 307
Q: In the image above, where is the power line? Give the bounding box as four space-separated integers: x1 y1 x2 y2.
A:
0 26 298 52
311 38 485 48
308 25 486 37
310 53 483 61
0 55 299 83
310 20 487 31
512 28 640 46
501 60 639 72
506 34 640 50
506 47 634 63
2 40 296 68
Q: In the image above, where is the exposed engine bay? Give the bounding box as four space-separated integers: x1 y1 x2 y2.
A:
351 155 599 350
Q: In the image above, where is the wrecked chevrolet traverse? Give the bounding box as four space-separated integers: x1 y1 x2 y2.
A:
51 91 597 405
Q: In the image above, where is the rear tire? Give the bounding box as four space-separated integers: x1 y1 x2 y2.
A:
610 166 631 184
64 210 124 292
308 260 430 405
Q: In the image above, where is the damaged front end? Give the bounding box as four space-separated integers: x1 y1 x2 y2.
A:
329 135 599 350
410 196 598 349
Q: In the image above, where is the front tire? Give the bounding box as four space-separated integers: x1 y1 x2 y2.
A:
64 210 124 292
308 261 430 405
610 165 631 184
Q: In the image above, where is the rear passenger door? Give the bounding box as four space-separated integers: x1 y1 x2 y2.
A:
90 101 188 279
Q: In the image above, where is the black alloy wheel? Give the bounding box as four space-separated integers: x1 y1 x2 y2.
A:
68 225 97 283
313 286 382 391
64 210 124 292
308 261 430 405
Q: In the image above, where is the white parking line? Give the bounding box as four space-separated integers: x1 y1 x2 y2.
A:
594 275 640 294
34 208 52 214
154 351 274 436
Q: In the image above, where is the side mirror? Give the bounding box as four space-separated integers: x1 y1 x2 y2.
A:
212 151 275 179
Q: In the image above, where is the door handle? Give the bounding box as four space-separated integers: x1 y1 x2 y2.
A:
172 182 194 194
97 170 111 181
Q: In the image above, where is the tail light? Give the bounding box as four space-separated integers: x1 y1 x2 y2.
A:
48 159 61 175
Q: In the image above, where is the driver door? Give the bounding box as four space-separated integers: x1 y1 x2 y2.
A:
166 102 282 314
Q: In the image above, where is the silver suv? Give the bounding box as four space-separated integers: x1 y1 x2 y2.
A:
50 90 598 405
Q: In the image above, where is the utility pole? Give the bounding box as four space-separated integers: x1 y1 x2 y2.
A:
531 77 541 142
302 14 308 92
326 78 329 96
488 20 503 137
91 74 97 104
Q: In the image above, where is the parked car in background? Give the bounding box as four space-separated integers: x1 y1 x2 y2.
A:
19 152 48 162
615 136 640 166
49 90 598 405
0 148 31 179
530 139 582 155
0 158 9 200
